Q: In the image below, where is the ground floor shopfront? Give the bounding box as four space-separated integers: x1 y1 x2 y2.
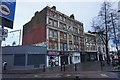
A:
86 52 98 61
47 50 60 67
46 50 81 67
60 51 81 65
2 46 47 70
97 53 106 61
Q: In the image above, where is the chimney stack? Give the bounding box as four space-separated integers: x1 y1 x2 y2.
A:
70 14 75 19
51 6 56 10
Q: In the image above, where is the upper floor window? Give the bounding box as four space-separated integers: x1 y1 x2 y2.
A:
73 27 78 33
69 26 73 31
59 23 63 30
73 35 78 41
63 24 67 30
63 17 66 22
71 21 74 25
69 35 72 40
75 28 78 33
63 33 67 39
54 20 58 27
60 43 63 51
69 41 72 50
53 13 57 18
60 32 63 39
59 15 63 20
63 44 67 51
54 30 57 38
49 18 53 26
48 10 53 16
67 19 70 24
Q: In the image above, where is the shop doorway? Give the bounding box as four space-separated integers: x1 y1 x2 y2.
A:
61 56 68 65
49 56 59 67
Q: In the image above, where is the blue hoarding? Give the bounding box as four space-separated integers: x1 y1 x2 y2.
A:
0 0 16 21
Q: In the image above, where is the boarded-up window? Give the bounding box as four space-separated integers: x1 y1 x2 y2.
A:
27 54 45 65
14 54 25 66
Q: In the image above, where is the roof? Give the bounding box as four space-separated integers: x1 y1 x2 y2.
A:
84 32 96 36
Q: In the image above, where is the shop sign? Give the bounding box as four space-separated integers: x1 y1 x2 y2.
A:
48 51 59 55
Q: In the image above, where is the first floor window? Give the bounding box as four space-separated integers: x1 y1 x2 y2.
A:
49 42 53 49
49 29 53 37
49 18 53 26
60 43 63 51
54 43 58 50
54 30 57 38
63 44 67 51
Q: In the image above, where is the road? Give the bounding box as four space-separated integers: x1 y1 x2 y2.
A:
2 61 120 80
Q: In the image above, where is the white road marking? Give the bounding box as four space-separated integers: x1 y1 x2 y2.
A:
34 75 38 77
100 74 109 77
66 74 71 77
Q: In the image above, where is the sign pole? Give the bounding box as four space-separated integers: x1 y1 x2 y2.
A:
0 38 2 80
0 1 16 79
0 25 3 80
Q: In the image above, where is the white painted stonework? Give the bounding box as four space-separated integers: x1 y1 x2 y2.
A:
72 52 81 64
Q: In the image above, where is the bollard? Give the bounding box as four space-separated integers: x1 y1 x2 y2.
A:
63 62 65 72
75 64 77 71
61 64 62 72
74 76 80 80
100 61 104 71
43 65 45 72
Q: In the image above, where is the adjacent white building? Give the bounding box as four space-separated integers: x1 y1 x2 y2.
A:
84 32 106 61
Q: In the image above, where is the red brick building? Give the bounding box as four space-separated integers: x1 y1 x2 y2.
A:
22 6 85 67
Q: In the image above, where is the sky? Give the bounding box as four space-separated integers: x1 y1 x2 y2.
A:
2 0 119 46
13 0 118 31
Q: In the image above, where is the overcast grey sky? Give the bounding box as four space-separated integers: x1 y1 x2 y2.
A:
14 2 101 32
2 0 118 46
12 1 118 32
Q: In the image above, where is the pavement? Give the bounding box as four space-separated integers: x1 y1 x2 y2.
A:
2 61 120 80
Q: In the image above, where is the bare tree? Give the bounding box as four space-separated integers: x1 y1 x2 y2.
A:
91 2 119 40
91 1 119 65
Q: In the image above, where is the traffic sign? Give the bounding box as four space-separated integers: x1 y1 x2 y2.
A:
0 0 16 29
0 0 16 21
113 40 119 44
